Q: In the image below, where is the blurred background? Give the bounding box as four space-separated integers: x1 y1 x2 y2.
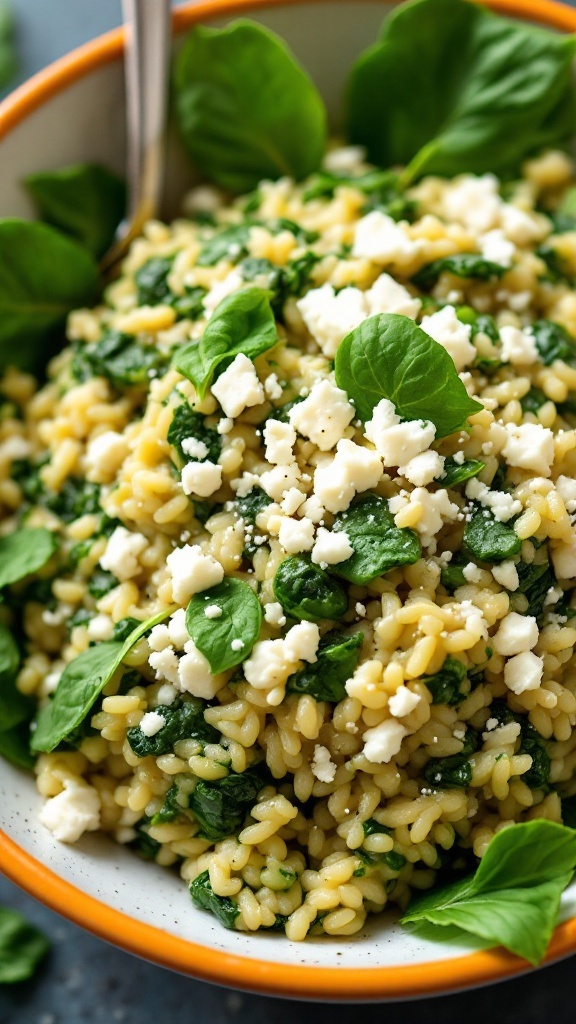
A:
2 1 576 1022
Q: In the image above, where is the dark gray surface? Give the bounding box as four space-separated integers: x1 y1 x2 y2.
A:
2 0 576 1020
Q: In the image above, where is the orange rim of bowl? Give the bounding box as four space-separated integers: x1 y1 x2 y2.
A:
1 0 576 1000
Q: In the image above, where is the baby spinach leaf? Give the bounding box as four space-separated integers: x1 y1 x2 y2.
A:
0 527 57 590
423 753 473 789
174 20 326 192
464 507 522 563
456 308 499 344
489 701 550 790
331 494 421 585
0 908 50 984
167 403 221 466
347 0 576 184
196 224 251 267
286 629 363 703
531 319 576 366
0 3 17 89
422 656 467 706
173 286 277 399
87 569 118 599
440 456 485 488
521 386 548 415
23 164 126 259
413 254 507 291
235 487 271 524
45 477 101 523
31 607 174 753
0 622 30 732
111 617 140 643
356 847 406 871
335 313 482 434
362 818 391 837
550 186 576 233
273 556 348 622
516 560 556 620
0 219 100 372
440 553 468 593
127 697 218 758
186 577 262 674
401 820 576 964
536 244 574 286
135 256 174 306
0 721 35 770
190 870 239 929
190 763 268 842
72 329 167 389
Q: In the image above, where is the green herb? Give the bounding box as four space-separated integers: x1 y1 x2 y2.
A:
87 569 118 599
489 701 550 789
423 753 473 788
550 186 576 233
347 0 576 185
362 818 391 837
167 403 221 465
190 764 267 842
531 319 576 366
286 629 363 703
357 847 406 871
401 820 576 964
273 556 348 622
150 778 196 825
196 224 251 267
0 527 57 590
236 487 270 524
521 386 548 415
0 3 17 89
516 560 555 619
111 617 141 643
72 329 167 389
0 722 35 770
32 607 174 753
45 477 101 523
190 870 239 929
413 254 507 291
186 578 262 674
440 553 468 593
536 243 574 286
330 494 421 585
135 256 174 305
422 656 467 706
440 456 485 488
127 697 218 758
457 307 500 344
0 908 50 984
23 164 126 259
129 821 161 861
0 622 28 732
302 168 397 203
239 257 275 282
335 313 481 434
174 20 326 192
464 507 522 563
173 286 277 399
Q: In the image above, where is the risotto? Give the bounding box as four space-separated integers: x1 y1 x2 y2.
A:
3 143 576 942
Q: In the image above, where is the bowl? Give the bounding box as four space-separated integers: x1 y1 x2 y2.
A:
2 0 576 1001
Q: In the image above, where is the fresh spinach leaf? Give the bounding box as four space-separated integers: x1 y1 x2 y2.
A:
330 494 421 585
356 847 406 871
489 701 550 789
464 507 522 563
45 477 101 523
0 528 57 590
0 722 35 770
362 818 391 837
335 313 481 434
521 386 548 415
422 656 467 706
135 256 174 306
173 286 277 399
440 553 468 593
347 0 576 184
457 308 500 344
190 870 239 929
0 908 50 984
190 764 268 842
0 219 100 372
127 697 218 758
401 820 576 964
23 164 126 259
0 621 29 732
129 820 161 861
167 403 221 465
72 329 167 389
531 319 576 366
31 607 174 753
423 753 473 789
111 617 140 643
236 487 271 524
196 224 251 267
440 456 485 488
413 254 507 291
174 20 326 192
536 243 574 286
550 186 576 233
87 569 118 599
286 629 363 703
517 560 555 620
186 577 262 674
273 556 348 622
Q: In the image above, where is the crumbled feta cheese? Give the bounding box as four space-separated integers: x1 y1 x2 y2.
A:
388 687 421 718
311 744 337 783
491 561 520 591
453 450 466 465
0 435 30 462
478 229 515 268
296 284 366 358
181 460 222 497
263 419 296 465
493 611 539 656
179 640 224 699
420 305 476 372
551 536 576 580
299 494 326 524
260 463 301 502
100 526 147 581
281 487 306 515
323 145 366 173
139 711 166 737
311 527 353 565
244 622 318 704
465 477 522 522
202 269 244 315
352 211 422 267
289 380 355 452
504 650 543 694
313 438 382 513
87 614 114 642
365 272 421 320
355 602 366 617
204 604 222 619
86 430 129 481
502 422 554 477
455 598 489 640
155 683 178 705
181 436 209 460
264 602 286 627
278 516 315 554
364 398 436 467
400 450 445 486
167 607 190 649
231 639 244 652
166 543 224 603
443 174 502 233
393 487 459 549
499 325 538 365
232 471 262 499
462 562 483 584
148 624 172 652
149 647 180 685
482 721 522 747
211 353 265 418
186 184 224 213
362 719 407 764
283 622 320 663
217 417 233 435
264 373 283 400
556 475 576 514
39 781 101 843
500 204 542 245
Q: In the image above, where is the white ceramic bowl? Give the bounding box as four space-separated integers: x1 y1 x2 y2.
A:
2 0 576 1000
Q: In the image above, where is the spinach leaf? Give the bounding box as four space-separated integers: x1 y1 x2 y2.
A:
413 254 507 291
0 908 50 984
173 286 277 399
23 164 126 259
0 528 57 590
111 617 140 643
516 560 555 620
0 622 29 732
550 186 576 233
0 722 35 770
150 778 194 825
422 656 467 706
362 818 391 837
302 168 398 203
167 403 221 465
190 764 268 842
489 701 550 790
196 224 251 268
0 3 16 89
440 456 485 488
129 821 161 862
423 753 473 789
45 477 101 523
286 629 363 703
457 308 499 344
440 553 468 593
127 697 218 758
464 507 522 563
401 820 576 964
186 578 262 673
236 487 271 524
190 870 239 929
135 256 174 306
531 319 576 366
356 847 406 872
347 0 576 184
562 795 576 829
72 329 167 389
0 219 100 372
31 607 174 753
335 313 481 434
521 386 548 415
273 556 348 622
174 20 326 193
536 243 574 286
87 569 118 599
330 494 421 585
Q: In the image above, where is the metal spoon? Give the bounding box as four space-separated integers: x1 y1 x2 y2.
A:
101 0 172 273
